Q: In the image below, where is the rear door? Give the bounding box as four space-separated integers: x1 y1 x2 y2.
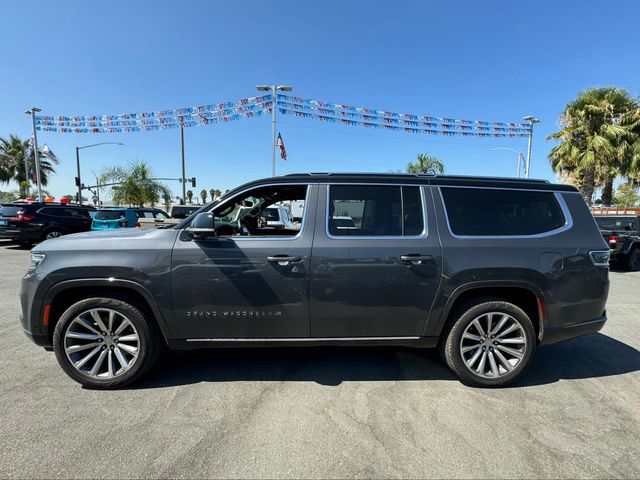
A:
310 183 443 337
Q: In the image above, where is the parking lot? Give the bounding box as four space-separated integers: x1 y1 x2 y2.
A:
0 239 639 479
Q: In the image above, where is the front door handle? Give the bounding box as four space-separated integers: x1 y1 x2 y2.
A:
267 255 303 266
400 254 433 265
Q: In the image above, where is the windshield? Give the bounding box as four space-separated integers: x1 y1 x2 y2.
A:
95 210 125 220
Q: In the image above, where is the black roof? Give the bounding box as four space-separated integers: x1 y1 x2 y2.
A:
228 173 578 193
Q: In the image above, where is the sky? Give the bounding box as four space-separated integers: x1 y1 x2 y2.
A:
1 0 639 201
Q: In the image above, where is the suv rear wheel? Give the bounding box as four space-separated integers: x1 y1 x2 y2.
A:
43 229 65 240
626 247 640 272
443 299 536 387
53 297 160 388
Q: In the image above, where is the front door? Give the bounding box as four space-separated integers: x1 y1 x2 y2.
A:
310 183 442 337
171 184 316 339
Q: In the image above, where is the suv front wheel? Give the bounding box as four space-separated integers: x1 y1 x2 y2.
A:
443 299 536 387
53 296 160 388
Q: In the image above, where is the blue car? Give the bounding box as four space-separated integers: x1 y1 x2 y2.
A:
92 208 140 230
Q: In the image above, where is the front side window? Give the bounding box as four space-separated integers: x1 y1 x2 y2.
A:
328 185 424 237
211 185 306 237
441 187 566 236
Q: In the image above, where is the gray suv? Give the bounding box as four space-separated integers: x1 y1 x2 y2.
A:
20 174 610 388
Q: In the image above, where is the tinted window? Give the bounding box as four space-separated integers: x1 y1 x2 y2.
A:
441 188 566 236
66 208 92 219
328 185 424 237
40 207 69 217
95 210 125 220
594 216 639 231
0 205 22 217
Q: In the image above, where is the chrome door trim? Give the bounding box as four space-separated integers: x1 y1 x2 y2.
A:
186 336 421 342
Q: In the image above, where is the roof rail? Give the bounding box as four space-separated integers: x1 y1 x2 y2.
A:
284 172 550 183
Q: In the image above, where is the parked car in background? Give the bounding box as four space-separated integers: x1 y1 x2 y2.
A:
260 206 298 230
0 202 95 244
91 209 140 230
169 205 200 219
133 208 172 229
21 173 610 389
593 214 640 271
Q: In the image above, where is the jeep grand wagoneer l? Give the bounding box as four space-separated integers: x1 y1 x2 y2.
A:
20 174 610 388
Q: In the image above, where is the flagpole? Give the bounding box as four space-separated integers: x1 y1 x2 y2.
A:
26 108 43 200
23 146 30 198
271 85 277 177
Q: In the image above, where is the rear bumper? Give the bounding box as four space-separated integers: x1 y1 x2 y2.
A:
0 227 41 241
541 314 607 345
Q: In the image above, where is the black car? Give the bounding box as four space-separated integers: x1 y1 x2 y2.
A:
0 202 95 244
594 214 640 271
20 173 610 389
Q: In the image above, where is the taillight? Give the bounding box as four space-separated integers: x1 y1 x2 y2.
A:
10 214 36 222
134 222 141 228
119 221 129 227
607 235 618 244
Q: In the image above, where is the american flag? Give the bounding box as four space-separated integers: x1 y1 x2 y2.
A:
277 132 287 160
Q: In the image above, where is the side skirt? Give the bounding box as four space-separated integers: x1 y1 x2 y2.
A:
167 336 439 350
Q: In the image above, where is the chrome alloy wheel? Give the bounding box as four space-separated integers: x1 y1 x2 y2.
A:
64 308 140 379
46 231 63 239
459 312 527 379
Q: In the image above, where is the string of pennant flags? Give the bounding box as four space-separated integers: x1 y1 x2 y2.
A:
33 93 531 138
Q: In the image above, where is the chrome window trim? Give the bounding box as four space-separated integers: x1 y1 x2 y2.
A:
324 183 428 240
182 182 311 242
186 336 421 342
438 186 574 239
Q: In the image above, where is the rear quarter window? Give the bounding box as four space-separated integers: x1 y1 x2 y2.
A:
441 188 566 236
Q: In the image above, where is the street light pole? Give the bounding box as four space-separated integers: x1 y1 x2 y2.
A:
523 115 540 178
180 124 186 204
25 108 42 200
490 147 524 178
75 142 124 205
257 84 292 176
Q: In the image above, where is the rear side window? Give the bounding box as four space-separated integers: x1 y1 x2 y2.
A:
95 210 125 220
441 188 566 236
328 185 424 237
39 207 68 217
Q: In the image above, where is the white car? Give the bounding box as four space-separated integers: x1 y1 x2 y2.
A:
260 206 299 230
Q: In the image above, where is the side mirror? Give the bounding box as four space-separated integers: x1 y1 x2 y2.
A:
186 212 216 239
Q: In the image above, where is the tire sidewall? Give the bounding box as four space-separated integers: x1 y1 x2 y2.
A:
627 248 640 271
53 297 159 389
445 300 536 388
43 228 66 241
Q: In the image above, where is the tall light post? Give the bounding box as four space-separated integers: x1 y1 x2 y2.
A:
256 85 292 176
523 115 540 178
76 142 123 205
490 147 525 177
25 108 42 200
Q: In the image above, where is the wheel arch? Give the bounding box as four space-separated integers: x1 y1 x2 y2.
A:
43 279 172 346
433 281 545 342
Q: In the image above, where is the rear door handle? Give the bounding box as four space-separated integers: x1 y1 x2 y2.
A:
267 255 303 266
400 254 433 265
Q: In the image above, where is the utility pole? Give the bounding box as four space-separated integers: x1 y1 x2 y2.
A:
523 115 540 178
25 108 42 200
75 142 123 205
180 124 186 204
256 85 292 176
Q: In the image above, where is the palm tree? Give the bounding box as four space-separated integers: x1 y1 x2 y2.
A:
406 154 445 175
548 88 639 206
186 189 193 204
99 160 171 207
214 189 222 199
200 189 207 204
0 135 59 196
209 188 215 201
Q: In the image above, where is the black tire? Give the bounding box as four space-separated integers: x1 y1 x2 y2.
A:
53 296 160 389
443 299 536 388
42 228 65 241
625 247 640 272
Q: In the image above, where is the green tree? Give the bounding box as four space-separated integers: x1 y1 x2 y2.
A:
613 183 640 208
547 87 640 206
0 135 58 196
200 189 207 204
209 188 215 201
406 154 445 175
186 189 193 204
99 160 171 207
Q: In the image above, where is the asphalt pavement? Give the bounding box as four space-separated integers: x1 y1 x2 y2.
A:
1 239 639 479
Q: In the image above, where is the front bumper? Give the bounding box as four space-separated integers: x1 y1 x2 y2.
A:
541 314 607 345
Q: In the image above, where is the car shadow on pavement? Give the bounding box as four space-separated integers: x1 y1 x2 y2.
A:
132 332 640 389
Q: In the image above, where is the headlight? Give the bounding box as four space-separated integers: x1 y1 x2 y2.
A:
30 252 46 269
